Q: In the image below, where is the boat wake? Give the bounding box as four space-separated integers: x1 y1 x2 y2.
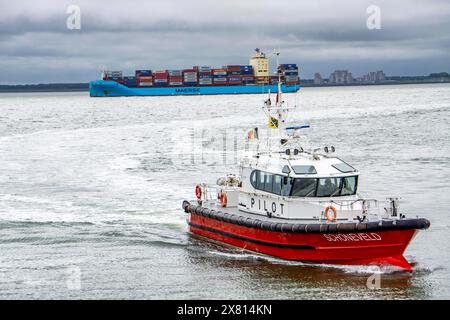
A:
206 249 435 275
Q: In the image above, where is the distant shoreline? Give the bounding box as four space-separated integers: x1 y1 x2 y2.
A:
300 79 450 87
0 79 449 93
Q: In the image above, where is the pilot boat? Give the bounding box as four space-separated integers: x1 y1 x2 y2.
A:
182 55 430 271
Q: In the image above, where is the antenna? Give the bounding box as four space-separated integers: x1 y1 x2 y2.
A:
272 49 282 106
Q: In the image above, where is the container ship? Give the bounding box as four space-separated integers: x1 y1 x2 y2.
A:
89 49 300 97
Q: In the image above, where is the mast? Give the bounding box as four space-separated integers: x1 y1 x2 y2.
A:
258 49 295 153
271 48 289 140
275 49 282 104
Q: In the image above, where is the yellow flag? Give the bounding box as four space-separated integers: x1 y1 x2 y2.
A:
268 116 278 129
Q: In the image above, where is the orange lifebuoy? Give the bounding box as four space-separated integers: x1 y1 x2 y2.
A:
220 191 227 208
195 185 202 200
324 206 337 222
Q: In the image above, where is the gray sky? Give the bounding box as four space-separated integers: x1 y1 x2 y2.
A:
1 0 450 84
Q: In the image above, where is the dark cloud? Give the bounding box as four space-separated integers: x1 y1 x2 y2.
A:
1 0 449 84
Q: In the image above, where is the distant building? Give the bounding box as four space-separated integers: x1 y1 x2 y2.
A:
311 69 387 86
376 70 386 81
328 70 353 84
361 70 386 83
314 73 323 85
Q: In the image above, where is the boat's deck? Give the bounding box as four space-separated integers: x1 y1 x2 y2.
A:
202 202 336 224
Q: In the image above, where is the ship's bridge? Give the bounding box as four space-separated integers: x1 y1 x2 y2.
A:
241 152 360 198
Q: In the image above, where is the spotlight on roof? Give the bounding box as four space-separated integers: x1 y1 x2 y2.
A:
324 146 336 154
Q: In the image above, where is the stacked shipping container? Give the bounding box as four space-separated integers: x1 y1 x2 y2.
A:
278 64 300 85
153 71 169 86
168 70 183 86
134 70 153 87
213 68 227 85
103 71 123 83
183 69 198 85
198 66 212 85
104 62 297 87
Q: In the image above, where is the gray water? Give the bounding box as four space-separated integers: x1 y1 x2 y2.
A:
0 83 449 299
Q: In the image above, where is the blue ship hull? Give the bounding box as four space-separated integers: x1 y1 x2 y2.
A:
89 80 300 97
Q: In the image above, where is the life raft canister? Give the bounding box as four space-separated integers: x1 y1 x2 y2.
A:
219 191 227 208
324 206 337 222
195 185 202 200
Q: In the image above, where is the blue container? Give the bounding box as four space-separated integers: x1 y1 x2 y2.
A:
135 70 152 76
280 64 297 69
214 75 227 79
284 71 298 76
124 81 138 87
183 81 198 85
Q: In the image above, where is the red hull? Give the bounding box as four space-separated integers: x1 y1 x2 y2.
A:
188 213 417 271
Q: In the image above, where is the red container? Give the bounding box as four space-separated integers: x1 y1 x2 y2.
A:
226 65 241 72
153 71 168 78
213 80 228 85
183 69 197 73
137 76 153 81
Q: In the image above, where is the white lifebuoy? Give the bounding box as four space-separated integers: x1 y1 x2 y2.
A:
324 206 337 222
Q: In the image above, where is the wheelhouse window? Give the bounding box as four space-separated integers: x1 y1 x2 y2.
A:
316 177 342 197
250 170 283 195
291 178 317 197
291 165 317 175
332 162 356 173
250 170 358 197
272 175 282 195
263 173 273 193
341 176 357 196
